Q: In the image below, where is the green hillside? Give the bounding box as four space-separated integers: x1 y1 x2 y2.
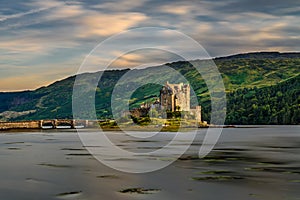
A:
225 74 300 124
0 52 299 125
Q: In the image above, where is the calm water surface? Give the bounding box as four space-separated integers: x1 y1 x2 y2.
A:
0 126 299 200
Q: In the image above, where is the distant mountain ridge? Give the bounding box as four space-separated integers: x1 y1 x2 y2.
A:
215 51 300 60
0 52 299 125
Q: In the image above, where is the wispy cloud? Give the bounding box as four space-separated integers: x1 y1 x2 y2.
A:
0 6 55 22
75 12 147 37
0 0 299 90
158 4 193 15
91 0 148 12
0 0 66 24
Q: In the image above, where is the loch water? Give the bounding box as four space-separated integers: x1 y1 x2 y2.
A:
0 126 299 200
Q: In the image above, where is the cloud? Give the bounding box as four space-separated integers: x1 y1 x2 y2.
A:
109 49 181 69
76 12 147 37
91 0 148 12
0 62 77 91
47 4 84 20
0 38 49 53
0 72 63 91
0 0 300 90
0 0 66 31
211 0 300 15
0 7 51 22
158 4 194 15
0 74 45 91
78 47 185 73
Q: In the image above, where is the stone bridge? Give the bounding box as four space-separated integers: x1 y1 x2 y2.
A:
0 119 102 130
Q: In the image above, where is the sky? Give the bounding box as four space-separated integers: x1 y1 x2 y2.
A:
0 0 299 91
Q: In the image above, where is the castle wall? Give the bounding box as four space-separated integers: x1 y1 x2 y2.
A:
190 106 201 123
160 82 190 112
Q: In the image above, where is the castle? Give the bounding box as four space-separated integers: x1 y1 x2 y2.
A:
132 82 202 123
159 82 201 122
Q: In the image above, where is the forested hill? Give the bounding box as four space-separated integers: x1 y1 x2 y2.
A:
225 74 300 124
0 52 299 125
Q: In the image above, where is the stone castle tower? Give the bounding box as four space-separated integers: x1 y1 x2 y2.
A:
160 82 190 112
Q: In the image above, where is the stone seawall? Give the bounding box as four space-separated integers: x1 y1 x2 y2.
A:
0 120 101 130
0 121 41 130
